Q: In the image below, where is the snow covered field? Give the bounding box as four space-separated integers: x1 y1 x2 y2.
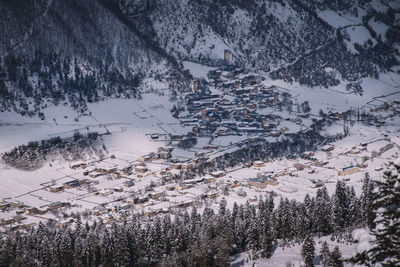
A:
0 61 399 265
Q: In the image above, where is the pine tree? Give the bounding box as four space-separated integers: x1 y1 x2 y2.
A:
330 246 343 267
320 241 331 267
360 173 375 227
351 162 400 266
301 234 315 267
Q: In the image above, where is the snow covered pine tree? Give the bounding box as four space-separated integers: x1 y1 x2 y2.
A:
350 161 400 266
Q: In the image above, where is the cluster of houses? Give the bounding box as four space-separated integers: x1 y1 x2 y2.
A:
177 61 296 138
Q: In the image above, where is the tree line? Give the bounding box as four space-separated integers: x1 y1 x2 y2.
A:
0 174 377 266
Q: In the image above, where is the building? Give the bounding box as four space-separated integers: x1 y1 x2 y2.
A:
211 171 225 178
193 80 199 92
253 160 265 168
25 207 47 215
248 175 278 189
0 202 11 211
124 180 135 187
338 166 359 176
321 144 334 152
50 185 64 193
149 191 164 200
139 153 155 162
63 180 80 189
135 165 148 173
158 150 171 159
181 162 193 170
224 49 229 64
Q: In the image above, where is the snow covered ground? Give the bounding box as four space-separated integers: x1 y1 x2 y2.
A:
0 61 399 265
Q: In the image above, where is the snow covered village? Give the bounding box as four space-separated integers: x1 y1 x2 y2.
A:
0 0 400 266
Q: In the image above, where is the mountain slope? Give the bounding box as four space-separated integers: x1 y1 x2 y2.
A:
0 0 172 116
117 0 400 88
0 0 399 117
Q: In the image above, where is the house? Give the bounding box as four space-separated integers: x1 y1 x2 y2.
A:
224 49 229 64
89 172 103 178
211 171 225 178
149 191 164 200
181 162 193 170
139 153 155 162
204 175 216 183
0 202 11 211
50 185 64 193
293 163 305 170
253 161 265 168
207 192 219 199
248 175 278 189
48 202 66 211
25 207 47 215
135 165 148 173
311 179 325 188
176 199 199 208
158 150 171 159
99 191 114 196
1 215 26 226
113 187 124 192
338 166 359 176
321 144 334 152
301 151 314 158
63 180 80 189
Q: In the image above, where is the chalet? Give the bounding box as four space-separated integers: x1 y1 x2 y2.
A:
253 161 265 168
338 166 359 176
63 180 80 189
50 185 64 193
